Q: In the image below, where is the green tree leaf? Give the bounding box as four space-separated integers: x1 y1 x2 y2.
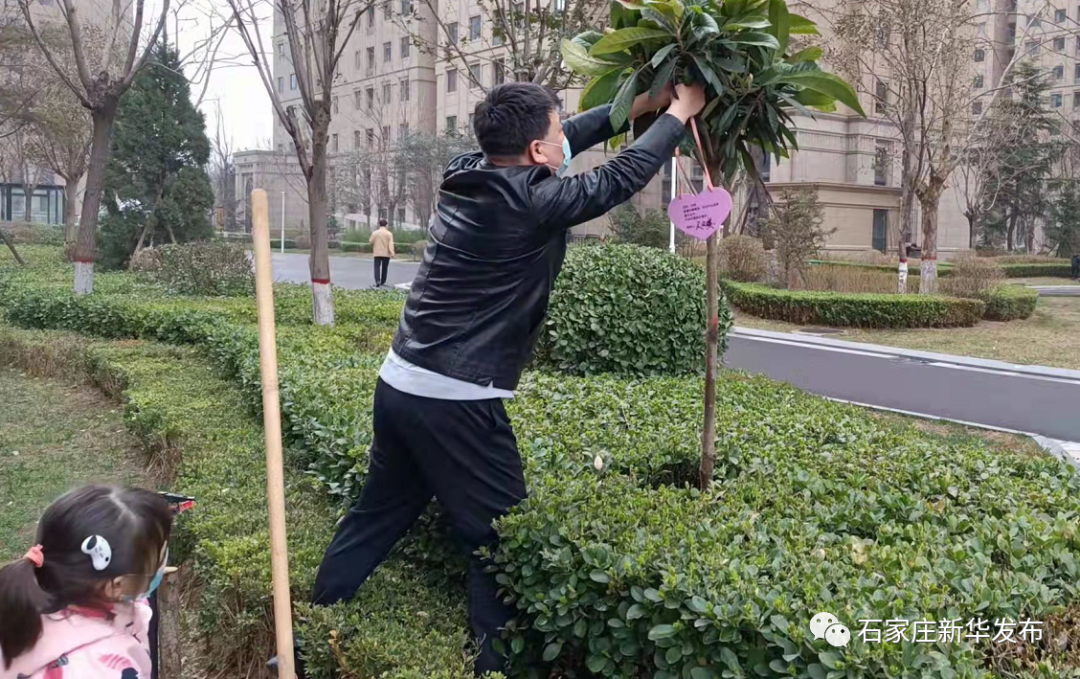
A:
788 13 819 34
543 641 563 662
609 68 641 130
591 27 673 55
723 31 780 48
651 43 678 67
779 70 865 116
818 651 841 669
690 669 716 679
581 70 626 110
587 654 609 673
726 15 771 30
767 0 790 55
650 57 679 99
561 39 629 76
648 623 677 640
691 54 726 96
790 46 823 62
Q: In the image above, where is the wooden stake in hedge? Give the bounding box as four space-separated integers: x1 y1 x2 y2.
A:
250 188 297 679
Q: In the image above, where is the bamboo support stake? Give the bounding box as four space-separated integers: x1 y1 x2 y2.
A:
699 230 718 489
250 189 296 679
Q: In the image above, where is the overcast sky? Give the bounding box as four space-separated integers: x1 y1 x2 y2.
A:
149 0 274 152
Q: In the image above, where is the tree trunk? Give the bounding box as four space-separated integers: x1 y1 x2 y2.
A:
699 230 718 490
22 181 38 222
309 111 334 326
918 189 941 295
898 100 915 293
1025 219 1035 252
63 180 79 245
1006 210 1017 251
74 106 118 295
967 213 977 250
0 227 26 266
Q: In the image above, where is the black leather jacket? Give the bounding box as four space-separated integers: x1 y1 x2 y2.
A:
392 105 686 391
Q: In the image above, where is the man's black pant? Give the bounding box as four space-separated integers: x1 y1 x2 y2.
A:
373 256 390 286
312 379 526 675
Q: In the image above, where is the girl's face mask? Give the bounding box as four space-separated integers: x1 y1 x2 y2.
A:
124 549 168 601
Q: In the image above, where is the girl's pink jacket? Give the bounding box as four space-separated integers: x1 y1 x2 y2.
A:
1 602 152 679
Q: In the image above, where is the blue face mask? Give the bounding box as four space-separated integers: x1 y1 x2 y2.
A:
540 137 573 177
125 549 168 601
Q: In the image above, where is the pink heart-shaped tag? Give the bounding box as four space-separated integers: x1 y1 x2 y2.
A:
668 187 733 241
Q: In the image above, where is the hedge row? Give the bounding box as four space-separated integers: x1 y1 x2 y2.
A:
7 247 1080 678
809 260 1074 279
984 285 1040 321
0 325 476 679
721 281 986 328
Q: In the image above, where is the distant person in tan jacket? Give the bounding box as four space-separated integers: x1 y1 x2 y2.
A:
369 219 395 287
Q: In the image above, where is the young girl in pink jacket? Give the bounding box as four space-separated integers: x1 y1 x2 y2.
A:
0 486 172 679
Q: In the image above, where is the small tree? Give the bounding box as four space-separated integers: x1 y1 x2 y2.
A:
563 0 862 488
765 186 833 289
608 202 668 249
18 0 171 294
98 41 214 269
1048 181 1080 258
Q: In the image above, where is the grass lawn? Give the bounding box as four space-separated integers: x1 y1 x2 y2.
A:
1011 277 1080 286
734 296 1080 370
0 367 148 561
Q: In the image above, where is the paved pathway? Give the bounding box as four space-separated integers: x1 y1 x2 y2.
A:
1032 285 1080 297
271 252 420 289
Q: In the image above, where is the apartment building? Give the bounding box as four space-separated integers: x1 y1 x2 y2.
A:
246 0 1063 255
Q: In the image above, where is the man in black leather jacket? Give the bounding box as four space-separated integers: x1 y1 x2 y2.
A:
310 81 706 675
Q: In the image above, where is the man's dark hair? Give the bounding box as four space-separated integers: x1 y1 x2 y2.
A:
378 219 388 227
473 83 561 158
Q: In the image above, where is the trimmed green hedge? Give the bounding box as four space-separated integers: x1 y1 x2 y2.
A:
984 285 1039 321
721 281 986 328
539 244 729 376
8 246 1080 678
809 259 1074 279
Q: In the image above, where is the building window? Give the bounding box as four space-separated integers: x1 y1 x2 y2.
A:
872 209 888 253
401 122 409 138
1075 63 1080 81
1007 22 1016 43
401 0 411 14
447 68 458 92
401 37 410 59
972 100 983 115
761 152 771 182
384 1 391 19
1073 91 1080 108
278 43 285 57
367 6 375 28
1056 37 1066 51
1028 14 1041 28
367 129 374 148
974 48 985 62
367 87 374 109
1053 92 1063 107
354 50 361 70
397 207 406 224
354 89 362 110
470 15 482 40
1057 8 1067 22
367 46 375 73
446 115 457 134
974 74 984 88
494 59 505 85
332 134 339 153
400 78 410 101
333 96 339 114
384 42 392 63
977 22 987 38
447 22 458 45
290 73 298 89
494 29 505 46
1025 40 1040 56
277 77 284 93
470 62 482 88
354 130 361 149
976 0 988 11
875 24 889 47
1055 65 1065 80
874 79 888 113
383 82 392 103
382 125 391 144
874 143 889 186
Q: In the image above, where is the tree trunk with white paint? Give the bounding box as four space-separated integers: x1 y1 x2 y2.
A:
308 106 334 326
919 200 940 295
63 180 79 245
72 107 117 295
897 261 908 294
